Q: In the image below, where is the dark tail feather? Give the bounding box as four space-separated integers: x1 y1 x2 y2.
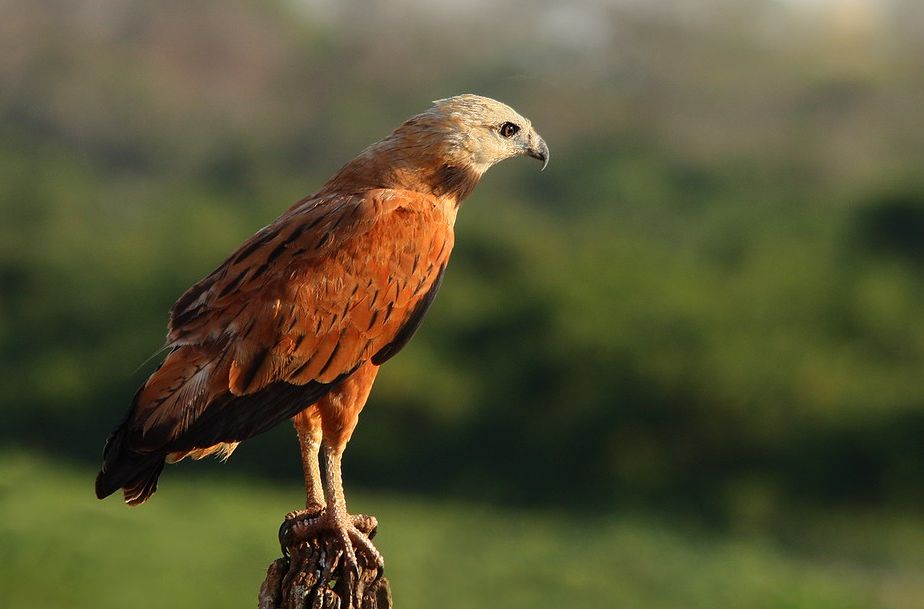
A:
95 424 165 506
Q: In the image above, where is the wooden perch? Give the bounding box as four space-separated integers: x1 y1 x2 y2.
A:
258 510 392 609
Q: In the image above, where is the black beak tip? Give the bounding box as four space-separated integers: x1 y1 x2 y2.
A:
529 140 550 171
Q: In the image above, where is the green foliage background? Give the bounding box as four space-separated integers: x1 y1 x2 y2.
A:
1 0 923 606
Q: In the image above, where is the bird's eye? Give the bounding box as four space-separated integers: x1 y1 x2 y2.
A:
499 122 520 138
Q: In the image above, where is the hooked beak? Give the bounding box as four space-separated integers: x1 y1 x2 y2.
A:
526 136 549 171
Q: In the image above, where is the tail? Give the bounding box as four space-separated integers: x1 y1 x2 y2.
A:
95 420 166 506
95 347 193 506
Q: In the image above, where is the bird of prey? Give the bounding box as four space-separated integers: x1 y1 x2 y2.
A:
95 94 548 567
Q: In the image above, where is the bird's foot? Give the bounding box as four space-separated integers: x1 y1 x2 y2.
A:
280 506 376 545
280 508 382 572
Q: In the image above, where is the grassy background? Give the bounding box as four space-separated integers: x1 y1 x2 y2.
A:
3 450 923 609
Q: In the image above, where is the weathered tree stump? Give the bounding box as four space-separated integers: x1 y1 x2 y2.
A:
258 509 391 609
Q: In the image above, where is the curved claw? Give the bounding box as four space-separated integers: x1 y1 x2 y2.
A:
279 505 324 554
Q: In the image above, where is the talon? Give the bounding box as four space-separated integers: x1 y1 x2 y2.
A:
279 505 324 552
278 521 290 553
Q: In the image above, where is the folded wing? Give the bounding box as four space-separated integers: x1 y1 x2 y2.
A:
96 189 453 504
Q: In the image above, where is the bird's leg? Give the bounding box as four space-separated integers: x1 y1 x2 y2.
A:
286 363 382 570
280 408 327 550
292 407 325 513
286 442 382 570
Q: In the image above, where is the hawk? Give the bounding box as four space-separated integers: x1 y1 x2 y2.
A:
96 94 548 567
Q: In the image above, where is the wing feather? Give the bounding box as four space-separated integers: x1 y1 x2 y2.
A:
122 188 453 459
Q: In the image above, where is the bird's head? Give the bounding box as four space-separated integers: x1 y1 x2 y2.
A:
415 94 549 175
324 94 547 204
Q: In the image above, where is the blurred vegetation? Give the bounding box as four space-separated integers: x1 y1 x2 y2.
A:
4 451 924 609
1 0 923 533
